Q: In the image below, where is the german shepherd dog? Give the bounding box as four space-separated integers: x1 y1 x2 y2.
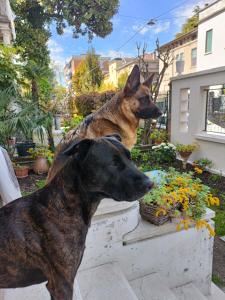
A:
47 65 161 182
0 136 153 300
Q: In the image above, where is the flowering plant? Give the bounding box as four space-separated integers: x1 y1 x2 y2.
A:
194 158 213 171
142 168 219 236
150 129 167 143
176 143 198 153
28 146 54 165
151 143 176 163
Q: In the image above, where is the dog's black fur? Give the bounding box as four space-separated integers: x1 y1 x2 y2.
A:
0 135 153 300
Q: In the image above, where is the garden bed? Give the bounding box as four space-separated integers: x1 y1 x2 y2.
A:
18 173 47 196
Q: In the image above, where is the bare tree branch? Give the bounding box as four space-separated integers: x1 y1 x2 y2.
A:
136 40 174 144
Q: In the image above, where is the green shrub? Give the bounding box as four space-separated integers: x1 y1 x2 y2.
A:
151 143 176 163
63 114 84 133
150 129 167 143
194 158 213 170
131 148 142 161
36 179 46 189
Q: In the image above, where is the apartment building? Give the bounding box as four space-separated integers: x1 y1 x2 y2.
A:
158 29 198 96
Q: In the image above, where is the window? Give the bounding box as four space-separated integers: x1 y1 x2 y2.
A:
205 29 213 53
176 52 184 61
179 89 190 132
205 86 225 134
191 48 197 66
176 52 185 74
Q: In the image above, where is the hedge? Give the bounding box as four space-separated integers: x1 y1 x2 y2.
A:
74 91 116 116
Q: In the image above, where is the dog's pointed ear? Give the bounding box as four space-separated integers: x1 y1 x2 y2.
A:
124 65 140 96
62 139 94 161
143 73 155 87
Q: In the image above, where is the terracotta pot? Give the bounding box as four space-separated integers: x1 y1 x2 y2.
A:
14 166 29 179
33 156 49 174
178 151 192 159
154 140 162 145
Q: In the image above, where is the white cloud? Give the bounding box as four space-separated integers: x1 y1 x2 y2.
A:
47 39 66 68
132 20 170 36
99 49 133 58
47 39 64 55
132 24 150 35
63 27 73 35
152 21 170 34
172 0 215 28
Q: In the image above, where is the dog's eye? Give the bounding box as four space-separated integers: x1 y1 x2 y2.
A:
138 96 149 103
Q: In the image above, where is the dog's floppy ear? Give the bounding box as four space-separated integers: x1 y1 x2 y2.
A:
124 65 140 96
62 139 94 161
105 134 122 142
143 73 155 87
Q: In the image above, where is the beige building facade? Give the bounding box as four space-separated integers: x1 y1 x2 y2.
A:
158 29 198 97
104 54 159 88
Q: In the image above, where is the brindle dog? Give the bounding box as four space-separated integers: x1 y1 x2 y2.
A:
0 135 153 300
47 65 162 182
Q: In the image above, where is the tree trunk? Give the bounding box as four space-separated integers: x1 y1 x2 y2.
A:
142 119 152 145
31 79 39 104
46 124 55 151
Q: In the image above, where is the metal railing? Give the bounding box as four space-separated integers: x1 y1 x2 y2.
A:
205 87 225 134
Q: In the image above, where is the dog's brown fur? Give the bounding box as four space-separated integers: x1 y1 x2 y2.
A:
48 65 161 182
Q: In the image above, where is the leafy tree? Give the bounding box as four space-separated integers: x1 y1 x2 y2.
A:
72 60 88 95
51 85 68 114
23 60 54 104
0 45 23 92
72 49 103 94
176 6 200 38
11 0 119 40
118 71 129 89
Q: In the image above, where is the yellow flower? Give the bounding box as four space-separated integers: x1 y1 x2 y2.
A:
194 167 203 174
176 223 181 231
207 195 220 206
155 208 167 217
195 220 215 237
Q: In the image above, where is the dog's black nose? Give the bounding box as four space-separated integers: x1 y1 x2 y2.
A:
142 177 154 192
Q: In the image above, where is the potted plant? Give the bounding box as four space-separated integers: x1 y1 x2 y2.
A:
176 143 198 168
150 129 167 145
14 164 29 179
140 168 219 236
151 143 177 163
193 158 213 174
28 146 54 174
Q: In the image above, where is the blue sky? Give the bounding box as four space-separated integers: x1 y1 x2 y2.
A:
48 0 213 69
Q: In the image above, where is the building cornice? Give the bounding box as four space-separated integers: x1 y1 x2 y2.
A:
171 66 225 81
158 29 198 51
199 6 225 24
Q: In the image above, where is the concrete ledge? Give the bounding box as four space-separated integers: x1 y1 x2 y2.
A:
93 198 138 220
195 133 225 144
123 208 215 245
